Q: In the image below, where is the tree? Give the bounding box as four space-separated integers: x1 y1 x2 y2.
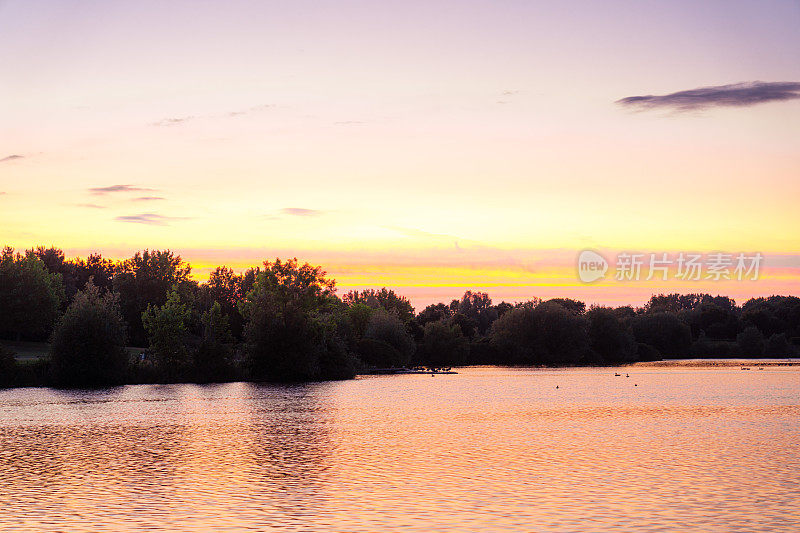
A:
113 249 192 346
50 281 128 387
345 303 375 340
0 247 65 340
343 288 414 323
240 258 349 381
629 312 692 357
361 308 415 367
489 301 590 365
765 333 793 357
737 326 764 357
420 320 469 366
0 344 16 388
142 286 192 380
586 306 636 363
199 266 245 339
453 291 498 335
545 298 586 316
416 303 452 328
193 301 234 382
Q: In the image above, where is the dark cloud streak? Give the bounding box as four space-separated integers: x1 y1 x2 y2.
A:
133 196 165 202
1 155 23 162
89 184 154 195
616 81 800 111
114 213 184 226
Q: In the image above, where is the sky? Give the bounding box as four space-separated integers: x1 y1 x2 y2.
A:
1 0 799 309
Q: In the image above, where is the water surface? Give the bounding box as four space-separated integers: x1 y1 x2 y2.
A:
1 366 799 532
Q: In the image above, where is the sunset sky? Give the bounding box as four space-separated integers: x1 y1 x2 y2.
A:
1 0 798 308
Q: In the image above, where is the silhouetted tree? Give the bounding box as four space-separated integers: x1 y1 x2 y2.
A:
142 286 192 381
737 326 765 357
193 301 234 382
241 258 350 381
0 247 64 340
362 308 415 366
545 298 586 316
113 249 192 346
343 288 414 323
586 306 636 363
50 281 128 387
0 345 16 388
199 266 245 339
420 320 469 366
765 332 793 357
489 301 590 365
416 303 452 328
629 312 692 357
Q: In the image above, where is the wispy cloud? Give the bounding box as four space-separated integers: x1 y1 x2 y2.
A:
114 213 184 226
228 104 272 117
617 81 800 112
133 196 165 202
1 154 23 163
280 207 323 217
151 116 194 127
89 184 154 195
151 105 273 126
76 203 106 209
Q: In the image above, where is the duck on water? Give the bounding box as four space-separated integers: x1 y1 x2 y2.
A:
367 367 458 375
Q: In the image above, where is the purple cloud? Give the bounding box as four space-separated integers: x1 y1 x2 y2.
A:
280 208 323 217
89 184 154 195
114 213 183 226
133 196 165 202
617 81 800 111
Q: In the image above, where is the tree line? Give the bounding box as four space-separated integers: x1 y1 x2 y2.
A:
1 246 798 388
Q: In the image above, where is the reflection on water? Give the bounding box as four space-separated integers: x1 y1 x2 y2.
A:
1 367 799 532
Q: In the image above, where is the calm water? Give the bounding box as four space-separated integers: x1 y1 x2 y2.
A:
1 366 799 532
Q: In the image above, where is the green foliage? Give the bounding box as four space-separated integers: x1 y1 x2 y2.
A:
199 266 245 339
50 282 128 387
346 303 375 340
142 286 191 380
0 247 65 340
420 320 469 366
114 249 192 346
452 291 497 335
343 288 414 323
363 308 415 366
241 258 351 381
193 301 234 382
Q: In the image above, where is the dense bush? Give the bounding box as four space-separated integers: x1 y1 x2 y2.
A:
629 312 692 357
50 282 128 387
737 326 765 357
362 308 415 367
420 320 469 366
489 301 590 365
0 345 16 387
0 248 64 340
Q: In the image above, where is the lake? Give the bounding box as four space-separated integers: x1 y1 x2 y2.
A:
1 366 799 532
